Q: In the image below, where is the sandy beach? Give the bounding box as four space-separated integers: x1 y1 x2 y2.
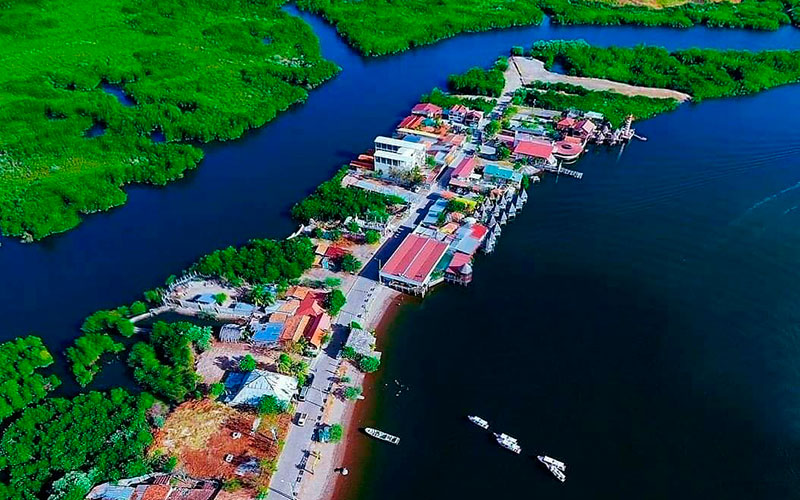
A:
292 285 407 500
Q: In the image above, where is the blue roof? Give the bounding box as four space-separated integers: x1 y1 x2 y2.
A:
402 135 421 143
232 302 255 313
483 164 522 183
422 198 449 227
252 322 283 344
195 293 216 304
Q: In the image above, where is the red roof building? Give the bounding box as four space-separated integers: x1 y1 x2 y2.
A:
450 156 476 180
379 233 448 291
556 117 576 130
411 103 443 118
513 140 555 162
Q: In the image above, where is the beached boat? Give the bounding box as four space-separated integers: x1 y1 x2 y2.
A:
538 455 567 482
494 432 521 454
364 427 400 445
467 415 489 429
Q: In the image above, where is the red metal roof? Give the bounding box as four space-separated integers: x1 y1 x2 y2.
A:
411 103 442 115
513 140 554 159
447 252 472 274
470 223 488 240
451 156 476 179
381 234 448 285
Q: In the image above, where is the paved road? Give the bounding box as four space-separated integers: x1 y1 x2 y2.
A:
269 185 438 498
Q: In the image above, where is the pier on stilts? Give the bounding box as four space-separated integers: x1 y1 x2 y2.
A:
540 164 583 180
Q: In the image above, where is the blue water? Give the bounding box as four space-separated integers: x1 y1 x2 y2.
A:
1 9 800 497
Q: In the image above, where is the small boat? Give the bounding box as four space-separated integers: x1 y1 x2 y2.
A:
537 456 567 482
364 427 400 445
494 433 521 454
467 415 489 429
537 455 566 471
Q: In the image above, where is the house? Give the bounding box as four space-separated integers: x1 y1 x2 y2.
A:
572 119 597 139
279 315 311 344
345 328 381 360
379 233 449 295
452 223 488 256
556 117 576 132
219 324 243 343
411 102 442 118
251 322 283 347
87 474 217 500
449 156 476 184
373 136 427 178
421 198 450 227
448 104 468 123
303 312 331 349
444 252 474 286
193 294 216 305
224 369 298 407
465 109 484 126
482 164 523 187
513 140 555 165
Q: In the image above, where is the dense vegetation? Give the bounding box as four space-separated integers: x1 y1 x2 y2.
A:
127 322 209 403
291 167 405 223
447 67 506 97
66 333 125 387
297 0 798 56
516 84 680 126
540 0 794 30
0 389 153 499
193 236 316 284
0 0 338 240
296 0 545 55
420 88 496 113
0 336 60 422
529 40 800 101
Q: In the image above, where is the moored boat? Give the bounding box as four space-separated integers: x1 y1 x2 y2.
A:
364 427 400 445
493 432 521 454
537 455 567 482
537 455 566 471
468 415 489 429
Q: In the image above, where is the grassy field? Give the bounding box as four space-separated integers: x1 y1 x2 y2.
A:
0 0 338 240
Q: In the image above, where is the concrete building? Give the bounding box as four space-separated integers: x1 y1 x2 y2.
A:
373 136 426 178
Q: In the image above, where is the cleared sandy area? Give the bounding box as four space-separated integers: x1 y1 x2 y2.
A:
505 56 692 102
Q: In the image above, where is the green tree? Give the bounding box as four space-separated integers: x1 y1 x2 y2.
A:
364 230 381 244
496 144 511 160
258 395 287 415
343 386 362 400
250 285 276 306
239 354 257 372
484 120 501 136
328 423 344 443
359 356 381 373
347 221 360 233
340 254 362 273
326 289 347 316
324 276 342 288
210 382 225 398
213 293 227 305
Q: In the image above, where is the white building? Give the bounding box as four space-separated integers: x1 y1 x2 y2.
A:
224 369 298 407
373 136 426 178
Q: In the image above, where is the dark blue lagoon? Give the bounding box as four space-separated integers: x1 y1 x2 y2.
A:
1 9 800 497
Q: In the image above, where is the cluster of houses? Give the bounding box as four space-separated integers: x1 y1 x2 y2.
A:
332 100 538 297
87 474 218 500
216 285 332 351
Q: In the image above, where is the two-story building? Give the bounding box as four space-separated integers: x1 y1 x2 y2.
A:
373 135 427 178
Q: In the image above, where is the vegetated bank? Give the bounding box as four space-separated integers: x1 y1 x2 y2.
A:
528 40 800 101
0 0 338 241
296 0 799 56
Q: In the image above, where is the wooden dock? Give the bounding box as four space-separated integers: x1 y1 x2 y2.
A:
540 164 583 180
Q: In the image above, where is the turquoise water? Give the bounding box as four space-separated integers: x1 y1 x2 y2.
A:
1 9 800 497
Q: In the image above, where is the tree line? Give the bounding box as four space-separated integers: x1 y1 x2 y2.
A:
0 336 60 423
528 40 800 102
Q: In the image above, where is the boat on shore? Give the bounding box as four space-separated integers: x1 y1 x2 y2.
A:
468 415 489 429
364 427 400 445
537 455 567 482
493 432 521 454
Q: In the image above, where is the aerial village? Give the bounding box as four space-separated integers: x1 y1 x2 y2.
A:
85 70 636 500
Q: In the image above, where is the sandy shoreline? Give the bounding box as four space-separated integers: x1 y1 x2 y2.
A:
322 292 409 500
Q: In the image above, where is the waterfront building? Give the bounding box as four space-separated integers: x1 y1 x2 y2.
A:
513 140 556 165
373 136 427 178
224 369 298 407
448 104 468 123
482 164 523 188
87 474 217 500
444 252 474 286
411 102 443 118
379 233 449 296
